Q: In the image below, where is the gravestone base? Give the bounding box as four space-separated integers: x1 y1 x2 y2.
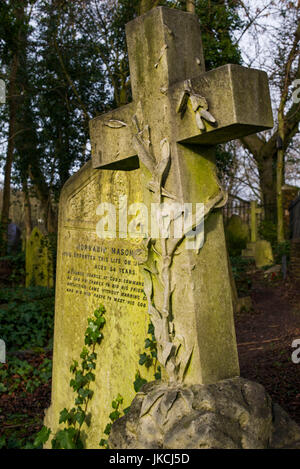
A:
109 378 300 449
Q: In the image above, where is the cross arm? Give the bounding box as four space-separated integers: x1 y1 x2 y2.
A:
171 64 274 145
90 102 138 170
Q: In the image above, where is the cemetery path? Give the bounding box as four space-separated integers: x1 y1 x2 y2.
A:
235 273 300 425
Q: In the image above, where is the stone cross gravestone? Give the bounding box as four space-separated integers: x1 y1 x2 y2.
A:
45 7 273 448
250 200 262 243
26 227 54 288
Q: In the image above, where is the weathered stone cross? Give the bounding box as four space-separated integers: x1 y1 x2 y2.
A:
90 7 273 384
90 7 272 170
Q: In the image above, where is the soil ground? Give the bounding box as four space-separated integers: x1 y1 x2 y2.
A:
0 352 52 448
235 271 300 425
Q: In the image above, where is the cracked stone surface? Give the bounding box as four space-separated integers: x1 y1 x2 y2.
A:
108 377 300 449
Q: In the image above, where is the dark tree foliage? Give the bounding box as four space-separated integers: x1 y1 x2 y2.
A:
195 0 243 70
31 0 107 192
0 0 243 233
0 0 26 62
165 0 243 70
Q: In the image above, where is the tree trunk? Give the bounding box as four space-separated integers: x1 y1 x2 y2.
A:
277 113 285 243
28 165 57 234
22 178 32 243
239 17 300 239
240 133 278 224
276 148 284 242
257 153 277 223
46 199 57 234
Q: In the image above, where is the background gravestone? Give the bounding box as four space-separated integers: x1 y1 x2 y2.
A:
242 201 274 268
25 227 54 288
225 214 249 256
44 161 153 448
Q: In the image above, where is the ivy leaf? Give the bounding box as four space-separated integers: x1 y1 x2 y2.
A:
99 438 109 448
33 426 51 448
148 322 155 336
139 353 148 366
51 428 78 449
59 408 70 424
104 423 112 435
154 366 162 381
80 348 89 360
70 360 78 373
116 394 123 404
75 396 84 405
134 372 147 393
75 410 86 426
144 338 152 349
109 410 120 422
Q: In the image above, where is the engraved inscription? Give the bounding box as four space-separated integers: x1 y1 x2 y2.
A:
62 243 147 308
68 175 102 222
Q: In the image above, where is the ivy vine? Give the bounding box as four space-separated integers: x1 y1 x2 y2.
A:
99 394 127 449
99 321 161 448
35 313 161 449
35 305 106 449
139 322 161 381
